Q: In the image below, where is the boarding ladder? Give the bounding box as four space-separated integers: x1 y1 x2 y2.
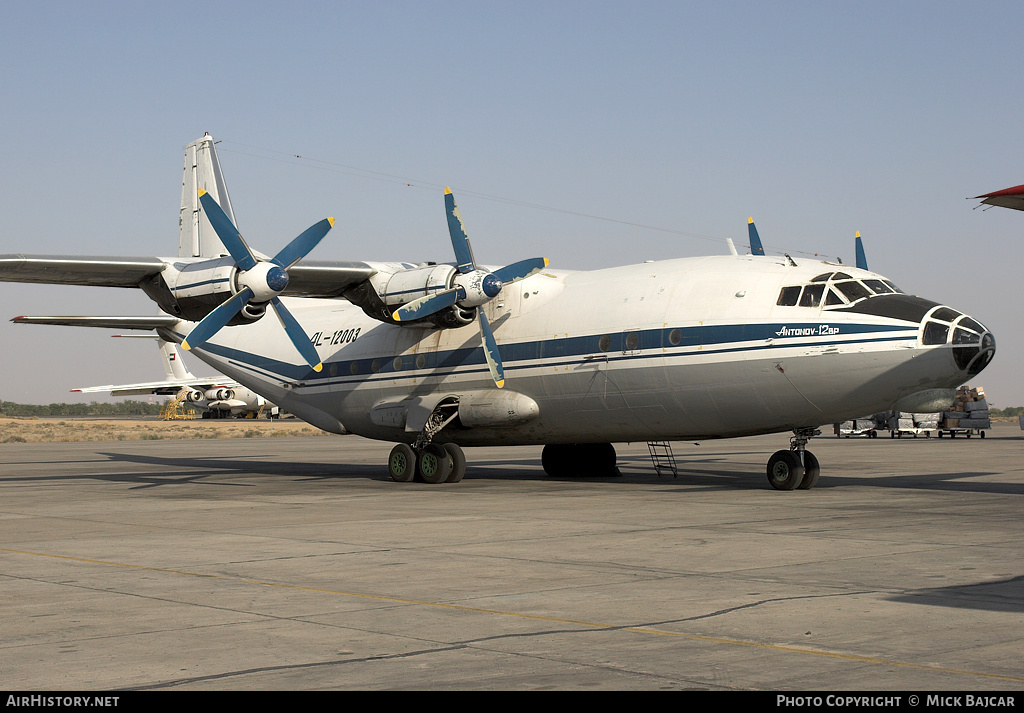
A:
647 441 678 477
160 389 196 421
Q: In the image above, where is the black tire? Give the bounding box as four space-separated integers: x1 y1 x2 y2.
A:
388 443 417 482
981 431 986 439
442 443 467 483
418 443 452 484
797 451 819 490
767 450 804 491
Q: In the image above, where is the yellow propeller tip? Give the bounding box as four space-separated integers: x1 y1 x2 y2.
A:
748 217 754 223
391 311 402 322
496 380 505 389
328 217 335 226
197 189 207 197
313 363 323 373
856 230 861 237
543 258 550 267
444 187 452 195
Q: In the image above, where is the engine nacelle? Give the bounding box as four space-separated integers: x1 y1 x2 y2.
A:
206 388 235 401
185 389 206 403
140 257 264 325
343 262 475 327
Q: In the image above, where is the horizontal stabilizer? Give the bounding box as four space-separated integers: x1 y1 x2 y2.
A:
11 315 181 330
973 184 1024 211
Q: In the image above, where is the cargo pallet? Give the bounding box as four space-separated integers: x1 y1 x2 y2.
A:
889 428 937 438
936 428 986 439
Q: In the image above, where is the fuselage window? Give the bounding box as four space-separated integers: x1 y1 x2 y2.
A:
863 279 894 294
799 284 825 308
668 329 682 346
350 361 360 375
598 334 612 351
393 357 403 371
923 321 949 345
834 280 870 302
777 286 801 306
625 332 640 351
416 354 427 369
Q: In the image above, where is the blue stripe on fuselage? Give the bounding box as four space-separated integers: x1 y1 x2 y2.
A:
183 322 918 387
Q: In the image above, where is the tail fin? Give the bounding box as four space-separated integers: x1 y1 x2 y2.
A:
178 134 237 258
159 340 194 381
747 217 765 256
855 231 868 270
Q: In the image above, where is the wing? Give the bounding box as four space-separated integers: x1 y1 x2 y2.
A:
0 255 167 286
0 254 377 297
71 377 239 397
974 184 1024 211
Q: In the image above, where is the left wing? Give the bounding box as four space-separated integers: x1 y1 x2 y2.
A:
0 254 377 296
71 376 238 397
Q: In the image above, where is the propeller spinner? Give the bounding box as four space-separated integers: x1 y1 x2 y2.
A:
392 187 548 388
181 190 333 372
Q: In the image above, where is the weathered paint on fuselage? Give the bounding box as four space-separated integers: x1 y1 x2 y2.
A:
172 254 987 446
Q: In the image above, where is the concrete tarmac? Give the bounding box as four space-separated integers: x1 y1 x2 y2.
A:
1 423 1022 691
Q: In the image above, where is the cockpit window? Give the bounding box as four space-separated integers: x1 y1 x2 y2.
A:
834 280 870 302
923 321 949 345
952 327 979 345
833 272 851 280
825 288 845 306
799 284 825 307
811 272 833 282
959 317 986 333
777 286 801 306
863 279 894 294
932 307 961 323
882 280 903 294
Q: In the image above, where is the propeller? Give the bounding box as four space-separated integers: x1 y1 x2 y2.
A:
392 187 548 388
181 189 334 372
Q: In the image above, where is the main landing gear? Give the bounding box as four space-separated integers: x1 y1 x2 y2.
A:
766 428 821 491
386 400 466 484
388 442 467 484
541 443 621 477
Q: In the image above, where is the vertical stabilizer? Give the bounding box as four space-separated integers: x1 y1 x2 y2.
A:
159 340 194 381
855 231 868 270
747 217 765 256
178 134 237 258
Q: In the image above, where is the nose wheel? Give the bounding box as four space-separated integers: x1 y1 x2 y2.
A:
767 428 820 490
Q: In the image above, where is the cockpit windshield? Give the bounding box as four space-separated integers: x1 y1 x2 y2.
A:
776 273 904 310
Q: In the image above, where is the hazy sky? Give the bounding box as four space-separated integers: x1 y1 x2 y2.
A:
2 1 1022 408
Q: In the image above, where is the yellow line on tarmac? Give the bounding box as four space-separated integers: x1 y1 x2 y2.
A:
4 547 1022 683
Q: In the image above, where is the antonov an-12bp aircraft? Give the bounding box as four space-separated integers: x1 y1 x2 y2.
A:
71 335 277 418
1 135 996 489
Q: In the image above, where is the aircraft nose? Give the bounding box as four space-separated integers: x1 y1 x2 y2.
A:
922 307 996 377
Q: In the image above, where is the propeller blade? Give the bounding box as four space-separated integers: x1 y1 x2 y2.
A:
392 287 463 322
478 310 505 388
493 257 549 284
445 188 478 274
272 217 335 270
269 298 323 372
182 287 253 351
747 217 765 256
198 190 258 271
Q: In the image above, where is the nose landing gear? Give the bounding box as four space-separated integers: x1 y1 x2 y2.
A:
767 428 821 490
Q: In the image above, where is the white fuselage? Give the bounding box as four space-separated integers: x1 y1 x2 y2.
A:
167 254 991 445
